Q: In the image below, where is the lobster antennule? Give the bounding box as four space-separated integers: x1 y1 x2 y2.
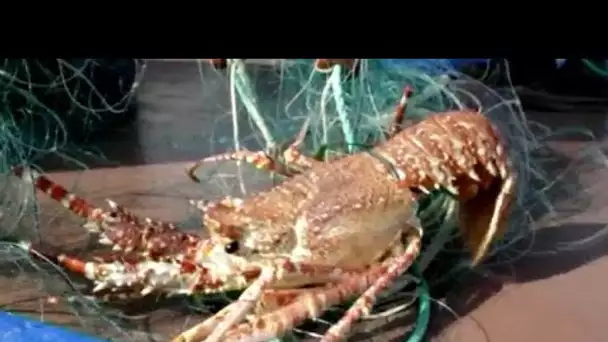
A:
17 239 243 298
19 237 266 300
17 240 109 279
57 254 87 274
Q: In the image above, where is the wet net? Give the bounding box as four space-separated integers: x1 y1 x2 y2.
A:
0 59 605 342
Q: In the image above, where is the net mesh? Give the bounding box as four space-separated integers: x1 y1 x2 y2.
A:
0 59 605 341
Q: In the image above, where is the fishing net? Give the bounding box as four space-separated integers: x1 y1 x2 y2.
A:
0 58 144 242
0 59 145 339
0 58 605 342
505 59 608 113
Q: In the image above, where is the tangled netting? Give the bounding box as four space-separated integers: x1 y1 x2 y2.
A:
0 59 146 339
0 59 606 342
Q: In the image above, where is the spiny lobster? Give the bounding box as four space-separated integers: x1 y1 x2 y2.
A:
12 87 516 342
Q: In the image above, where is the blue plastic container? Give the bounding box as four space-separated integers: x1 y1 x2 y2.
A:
0 312 106 342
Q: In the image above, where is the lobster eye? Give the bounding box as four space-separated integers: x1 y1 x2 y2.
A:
224 240 240 254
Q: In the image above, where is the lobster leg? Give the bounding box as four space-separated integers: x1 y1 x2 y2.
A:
11 166 189 254
190 196 245 217
186 118 325 183
12 166 176 233
175 287 331 342
103 199 178 233
19 240 219 300
320 234 421 342
12 166 103 224
210 234 421 342
386 86 413 139
253 287 328 314
187 82 413 184
173 259 365 342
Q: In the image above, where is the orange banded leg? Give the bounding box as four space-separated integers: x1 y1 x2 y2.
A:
254 288 329 314
386 86 413 139
11 166 176 232
320 234 421 341
11 166 182 252
212 234 421 342
186 80 411 184
174 287 330 342
186 118 325 183
102 199 178 233
356 85 414 150
172 259 365 342
190 195 245 217
19 240 221 301
12 166 101 222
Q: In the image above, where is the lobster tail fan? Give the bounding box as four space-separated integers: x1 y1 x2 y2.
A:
458 173 516 266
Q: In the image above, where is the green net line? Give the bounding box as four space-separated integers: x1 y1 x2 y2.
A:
0 59 605 341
